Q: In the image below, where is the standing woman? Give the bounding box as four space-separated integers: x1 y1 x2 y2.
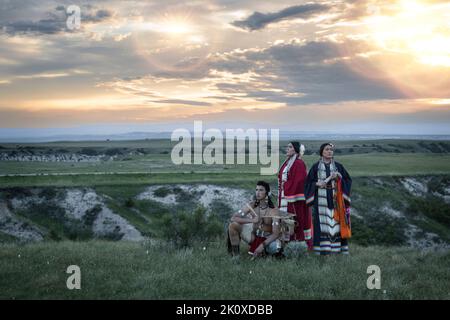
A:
305 143 352 255
278 141 312 249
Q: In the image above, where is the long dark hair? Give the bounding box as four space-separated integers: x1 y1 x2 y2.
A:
254 181 275 208
290 141 300 154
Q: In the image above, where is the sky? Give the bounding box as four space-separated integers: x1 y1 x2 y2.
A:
0 0 449 136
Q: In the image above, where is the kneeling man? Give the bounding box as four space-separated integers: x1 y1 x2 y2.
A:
227 181 281 257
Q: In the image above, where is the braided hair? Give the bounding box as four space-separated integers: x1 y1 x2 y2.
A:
254 181 275 208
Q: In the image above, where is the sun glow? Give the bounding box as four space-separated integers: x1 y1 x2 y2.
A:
157 19 193 35
364 0 450 67
138 13 196 35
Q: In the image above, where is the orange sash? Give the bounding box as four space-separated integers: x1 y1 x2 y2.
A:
334 177 352 239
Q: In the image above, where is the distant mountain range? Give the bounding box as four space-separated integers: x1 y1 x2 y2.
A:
1 130 450 142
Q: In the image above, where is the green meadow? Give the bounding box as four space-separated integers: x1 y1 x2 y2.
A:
0 139 449 299
0 241 449 300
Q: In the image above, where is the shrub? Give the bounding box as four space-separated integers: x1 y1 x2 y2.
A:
64 221 94 241
38 188 58 200
124 198 135 208
155 206 223 248
79 148 99 156
136 148 148 154
209 200 233 222
408 196 450 227
351 213 407 246
154 187 171 198
101 226 124 241
3 187 33 200
84 204 102 226
105 148 123 156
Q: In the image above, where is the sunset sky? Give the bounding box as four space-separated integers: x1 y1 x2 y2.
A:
0 0 449 136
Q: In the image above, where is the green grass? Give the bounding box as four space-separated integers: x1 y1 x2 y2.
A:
1 140 449 299
13 201 94 241
0 231 19 243
1 153 449 188
0 172 267 188
0 240 448 299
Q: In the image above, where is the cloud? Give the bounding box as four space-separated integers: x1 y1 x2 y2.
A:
16 72 70 79
0 0 448 133
157 99 212 106
231 3 329 31
0 5 114 35
104 36 406 105
2 14 66 35
83 8 114 23
204 38 406 104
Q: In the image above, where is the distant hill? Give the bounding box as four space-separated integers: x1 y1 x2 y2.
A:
1 128 450 143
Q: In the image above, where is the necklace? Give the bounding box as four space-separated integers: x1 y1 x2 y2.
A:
258 201 269 210
258 206 270 218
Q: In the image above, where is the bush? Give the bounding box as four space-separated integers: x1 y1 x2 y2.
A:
408 196 450 227
105 148 123 156
209 200 233 221
124 198 135 208
38 188 59 200
64 221 94 241
79 148 99 156
155 206 223 247
3 187 33 200
136 148 148 154
15 200 96 241
154 187 171 198
351 213 407 246
84 204 102 226
438 142 450 152
101 226 124 241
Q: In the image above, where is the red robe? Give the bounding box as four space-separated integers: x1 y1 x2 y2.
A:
278 158 312 249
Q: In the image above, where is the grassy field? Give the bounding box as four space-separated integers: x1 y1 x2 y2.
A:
0 138 449 300
0 240 449 300
1 153 450 188
2 139 450 187
1 139 450 177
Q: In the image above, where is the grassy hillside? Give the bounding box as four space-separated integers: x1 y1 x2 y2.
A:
1 175 449 248
0 139 449 300
0 240 449 300
3 174 450 245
